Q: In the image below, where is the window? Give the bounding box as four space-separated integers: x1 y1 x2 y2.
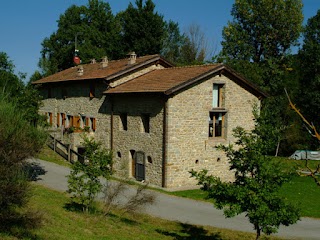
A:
61 113 66 127
67 115 74 127
47 112 53 126
57 113 60 127
120 113 128 131
212 84 224 108
209 112 225 138
90 117 96 132
141 114 150 133
89 81 95 98
210 83 226 138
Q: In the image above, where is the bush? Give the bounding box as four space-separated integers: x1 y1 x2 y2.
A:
67 136 113 212
0 98 46 231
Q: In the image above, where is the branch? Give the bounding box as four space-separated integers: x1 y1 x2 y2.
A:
284 88 320 141
285 88 320 186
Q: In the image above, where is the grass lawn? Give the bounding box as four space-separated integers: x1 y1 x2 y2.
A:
36 145 71 167
0 184 282 240
278 175 320 218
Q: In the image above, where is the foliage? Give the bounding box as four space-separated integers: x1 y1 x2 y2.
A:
191 127 300 240
179 23 212 65
0 98 46 232
0 52 44 125
117 0 166 56
67 136 113 211
161 20 186 64
0 52 24 98
297 9 320 147
39 0 121 75
220 0 303 63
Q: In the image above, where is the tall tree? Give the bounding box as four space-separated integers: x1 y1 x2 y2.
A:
39 0 121 75
161 20 186 64
297 10 320 146
179 24 212 65
0 52 24 97
217 0 303 155
117 0 166 56
220 0 303 63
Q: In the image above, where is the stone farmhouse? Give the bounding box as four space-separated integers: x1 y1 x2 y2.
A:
33 53 267 189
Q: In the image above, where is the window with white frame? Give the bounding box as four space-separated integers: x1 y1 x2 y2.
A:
209 83 227 138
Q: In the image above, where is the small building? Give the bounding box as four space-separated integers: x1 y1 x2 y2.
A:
33 53 266 189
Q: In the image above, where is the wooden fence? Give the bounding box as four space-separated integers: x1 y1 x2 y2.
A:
47 135 84 163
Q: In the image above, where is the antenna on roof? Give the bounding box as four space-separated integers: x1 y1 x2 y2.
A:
74 32 83 65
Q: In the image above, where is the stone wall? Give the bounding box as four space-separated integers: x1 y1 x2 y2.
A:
165 73 260 188
112 94 165 187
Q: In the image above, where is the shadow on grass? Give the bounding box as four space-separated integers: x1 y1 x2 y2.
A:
24 161 47 181
157 223 223 240
0 211 43 240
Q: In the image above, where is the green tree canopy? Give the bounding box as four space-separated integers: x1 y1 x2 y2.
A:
117 0 166 56
191 127 300 240
297 9 320 140
220 0 303 63
39 0 121 75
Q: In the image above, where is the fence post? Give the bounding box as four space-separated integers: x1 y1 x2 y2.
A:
68 144 71 162
53 133 56 152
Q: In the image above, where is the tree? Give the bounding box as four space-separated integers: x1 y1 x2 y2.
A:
117 0 166 56
0 52 24 98
191 127 300 240
161 20 186 64
179 23 212 65
39 0 121 75
220 0 303 63
0 96 46 232
297 10 320 143
67 136 113 212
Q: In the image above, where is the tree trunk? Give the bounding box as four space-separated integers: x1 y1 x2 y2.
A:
255 225 261 240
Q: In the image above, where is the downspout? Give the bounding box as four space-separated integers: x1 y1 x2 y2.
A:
110 96 114 152
162 96 168 188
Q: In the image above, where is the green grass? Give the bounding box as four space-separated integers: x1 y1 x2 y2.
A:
36 145 71 167
0 184 282 240
278 175 320 218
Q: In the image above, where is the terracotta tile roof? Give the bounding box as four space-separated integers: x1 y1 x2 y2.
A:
105 63 267 98
105 64 223 94
33 54 171 84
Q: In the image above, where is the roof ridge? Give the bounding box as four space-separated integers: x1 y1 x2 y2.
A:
156 63 222 70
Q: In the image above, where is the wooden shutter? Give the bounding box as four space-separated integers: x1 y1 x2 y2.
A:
49 113 53 126
57 113 60 127
62 113 65 127
74 116 80 128
91 118 96 131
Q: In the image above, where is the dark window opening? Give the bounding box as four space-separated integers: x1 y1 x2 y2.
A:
120 113 128 131
142 114 150 133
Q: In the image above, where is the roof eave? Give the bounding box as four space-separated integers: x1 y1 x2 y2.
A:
105 55 174 82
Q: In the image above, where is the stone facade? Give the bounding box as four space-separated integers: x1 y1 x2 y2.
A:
36 58 263 190
165 74 259 188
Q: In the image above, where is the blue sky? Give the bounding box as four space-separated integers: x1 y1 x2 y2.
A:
0 0 319 80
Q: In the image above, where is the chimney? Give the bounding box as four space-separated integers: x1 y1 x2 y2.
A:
91 59 96 64
101 56 108 68
77 65 84 76
128 52 136 65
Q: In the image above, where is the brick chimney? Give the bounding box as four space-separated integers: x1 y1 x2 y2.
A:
77 65 84 76
101 56 108 68
128 52 136 65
